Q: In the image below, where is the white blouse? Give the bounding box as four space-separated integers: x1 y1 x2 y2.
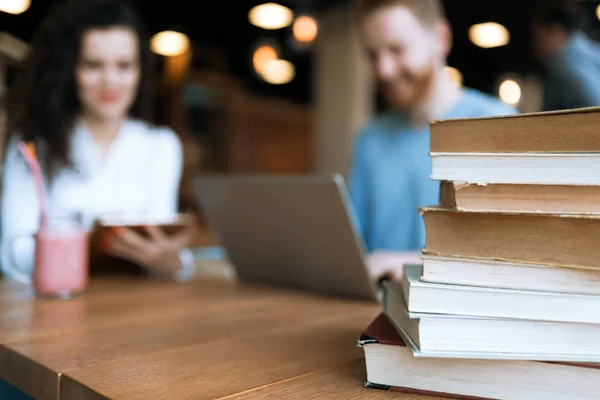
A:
0 119 184 280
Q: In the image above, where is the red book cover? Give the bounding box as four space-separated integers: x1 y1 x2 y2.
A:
358 313 406 347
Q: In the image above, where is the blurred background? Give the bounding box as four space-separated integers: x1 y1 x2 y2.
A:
1 0 600 212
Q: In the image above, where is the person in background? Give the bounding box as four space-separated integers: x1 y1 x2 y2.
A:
532 0 600 111
349 0 517 280
1 0 197 283
1 0 199 393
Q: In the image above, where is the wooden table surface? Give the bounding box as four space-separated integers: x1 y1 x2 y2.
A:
0 269 438 400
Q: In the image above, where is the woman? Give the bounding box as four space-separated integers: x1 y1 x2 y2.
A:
0 2 197 396
0 0 196 284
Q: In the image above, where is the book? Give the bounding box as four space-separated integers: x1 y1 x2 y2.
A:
400 264 600 325
429 108 600 185
358 313 600 399
421 254 600 296
421 206 600 270
430 152 600 185
384 275 600 361
429 106 600 153
440 181 600 214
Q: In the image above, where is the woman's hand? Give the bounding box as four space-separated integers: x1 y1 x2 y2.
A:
104 224 196 279
366 250 423 281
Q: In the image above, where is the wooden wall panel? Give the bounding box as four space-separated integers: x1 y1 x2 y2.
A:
174 70 312 211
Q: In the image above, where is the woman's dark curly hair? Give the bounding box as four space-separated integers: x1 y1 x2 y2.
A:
6 0 155 180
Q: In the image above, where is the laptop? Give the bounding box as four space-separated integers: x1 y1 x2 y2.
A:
192 174 379 301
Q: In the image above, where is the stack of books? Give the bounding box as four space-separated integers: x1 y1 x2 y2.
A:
358 107 600 399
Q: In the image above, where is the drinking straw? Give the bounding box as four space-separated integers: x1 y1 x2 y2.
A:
17 141 47 227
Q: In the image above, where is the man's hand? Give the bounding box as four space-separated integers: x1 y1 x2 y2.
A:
366 250 422 281
104 224 196 278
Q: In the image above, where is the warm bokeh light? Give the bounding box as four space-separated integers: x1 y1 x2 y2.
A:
499 79 521 105
445 66 463 86
468 22 510 48
249 3 294 30
252 45 279 75
261 59 295 84
293 15 318 43
0 0 30 14
596 4 600 21
150 30 190 57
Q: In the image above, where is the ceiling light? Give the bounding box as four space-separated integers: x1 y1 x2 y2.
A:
249 3 294 30
445 66 463 87
252 44 279 75
293 15 318 43
468 22 510 48
150 31 190 57
261 59 295 84
499 79 521 105
0 0 30 14
596 5 600 21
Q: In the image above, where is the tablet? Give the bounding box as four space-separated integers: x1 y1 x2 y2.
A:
89 212 196 275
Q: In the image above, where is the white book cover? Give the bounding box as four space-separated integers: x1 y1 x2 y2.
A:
421 254 600 296
401 264 600 324
431 152 600 185
385 277 600 361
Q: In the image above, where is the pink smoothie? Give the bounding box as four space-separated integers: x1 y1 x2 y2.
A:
33 229 89 297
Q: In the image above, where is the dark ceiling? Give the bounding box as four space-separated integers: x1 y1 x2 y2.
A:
2 0 600 105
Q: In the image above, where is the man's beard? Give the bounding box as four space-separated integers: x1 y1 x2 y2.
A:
378 62 436 112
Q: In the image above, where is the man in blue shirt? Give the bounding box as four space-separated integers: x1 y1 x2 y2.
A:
349 0 517 279
532 0 600 111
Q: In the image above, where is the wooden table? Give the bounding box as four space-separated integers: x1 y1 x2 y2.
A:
0 271 438 400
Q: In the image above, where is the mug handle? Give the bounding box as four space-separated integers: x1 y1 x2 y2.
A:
2 234 34 285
